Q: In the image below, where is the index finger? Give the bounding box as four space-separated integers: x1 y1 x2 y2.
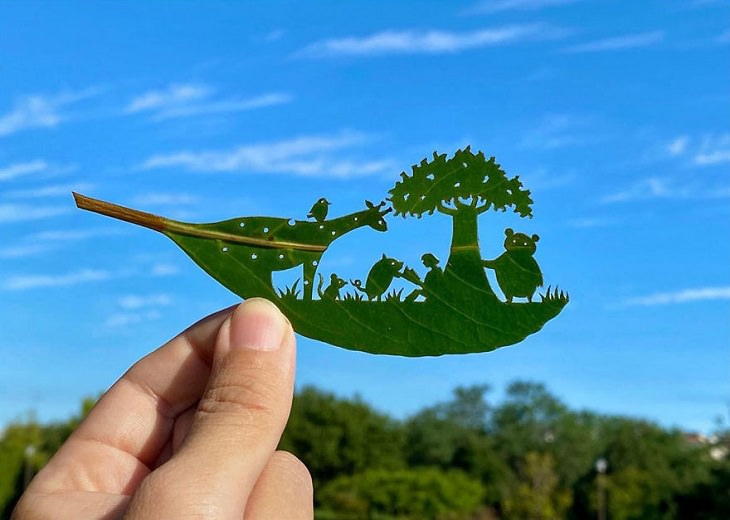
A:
34 304 236 495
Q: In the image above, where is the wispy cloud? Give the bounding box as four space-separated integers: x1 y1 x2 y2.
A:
131 193 199 206
5 182 94 199
2 269 111 291
622 286 730 307
520 114 592 150
666 136 689 156
468 0 580 13
717 29 730 45
662 133 730 166
0 160 49 181
0 244 55 259
564 31 663 53
263 29 285 42
140 132 394 178
297 24 564 58
125 83 291 120
0 88 98 137
118 293 171 310
694 134 730 166
150 263 180 276
31 228 126 242
155 93 291 120
104 293 173 328
1 227 125 258
105 310 163 328
0 203 70 223
602 176 730 203
126 84 211 113
567 217 621 228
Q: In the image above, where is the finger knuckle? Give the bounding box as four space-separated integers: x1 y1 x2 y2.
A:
197 378 278 424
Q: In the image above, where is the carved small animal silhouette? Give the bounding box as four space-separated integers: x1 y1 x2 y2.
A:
351 255 404 301
318 273 347 300
307 197 331 222
482 228 543 303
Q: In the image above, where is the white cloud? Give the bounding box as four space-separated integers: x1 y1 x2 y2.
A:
104 293 172 328
0 244 54 259
140 132 394 178
150 263 180 276
520 114 591 150
105 310 162 328
622 286 730 307
5 182 94 199
31 228 125 241
2 269 111 291
126 83 212 113
468 0 579 13
567 217 620 228
153 93 291 120
602 176 730 203
694 134 730 166
564 31 663 53
0 204 70 223
117 293 171 310
0 227 126 259
666 136 689 156
126 83 291 120
131 193 198 206
0 160 48 181
0 88 99 137
297 24 563 57
264 29 285 42
659 133 730 166
602 177 685 203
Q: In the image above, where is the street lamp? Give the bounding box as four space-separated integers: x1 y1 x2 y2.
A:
596 457 608 520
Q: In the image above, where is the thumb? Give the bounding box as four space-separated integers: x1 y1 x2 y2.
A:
127 298 296 519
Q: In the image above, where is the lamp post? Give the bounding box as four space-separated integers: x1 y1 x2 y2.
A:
596 457 608 520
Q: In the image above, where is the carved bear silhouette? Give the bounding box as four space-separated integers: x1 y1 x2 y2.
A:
351 255 404 301
482 228 543 303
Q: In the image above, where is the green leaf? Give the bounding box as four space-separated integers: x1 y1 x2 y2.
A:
388 147 533 218
73 149 566 357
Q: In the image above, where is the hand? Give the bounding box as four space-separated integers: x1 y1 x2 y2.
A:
13 299 313 519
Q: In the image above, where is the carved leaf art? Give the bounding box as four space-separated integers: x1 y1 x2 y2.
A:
74 148 567 357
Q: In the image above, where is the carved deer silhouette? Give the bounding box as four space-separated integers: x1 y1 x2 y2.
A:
72 193 390 301
227 200 390 300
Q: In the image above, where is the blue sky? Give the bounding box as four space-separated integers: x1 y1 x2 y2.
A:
1 0 728 433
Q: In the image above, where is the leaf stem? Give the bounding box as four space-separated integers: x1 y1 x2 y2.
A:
73 192 327 252
73 192 166 231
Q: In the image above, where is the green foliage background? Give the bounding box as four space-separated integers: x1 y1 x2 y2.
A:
2 385 729 520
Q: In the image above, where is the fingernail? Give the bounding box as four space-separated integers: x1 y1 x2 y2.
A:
229 298 287 351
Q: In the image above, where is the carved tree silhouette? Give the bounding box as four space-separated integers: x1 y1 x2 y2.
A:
388 148 533 299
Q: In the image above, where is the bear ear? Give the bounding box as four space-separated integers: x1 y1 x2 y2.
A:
505 228 514 237
532 234 540 242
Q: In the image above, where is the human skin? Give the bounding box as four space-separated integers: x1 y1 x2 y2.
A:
12 298 313 519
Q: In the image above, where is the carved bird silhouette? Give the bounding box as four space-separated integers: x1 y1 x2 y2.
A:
307 197 331 222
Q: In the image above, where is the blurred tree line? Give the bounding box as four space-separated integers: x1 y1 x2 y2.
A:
1 382 728 520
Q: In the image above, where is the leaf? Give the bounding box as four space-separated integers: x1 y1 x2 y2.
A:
73 150 566 357
388 147 533 218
